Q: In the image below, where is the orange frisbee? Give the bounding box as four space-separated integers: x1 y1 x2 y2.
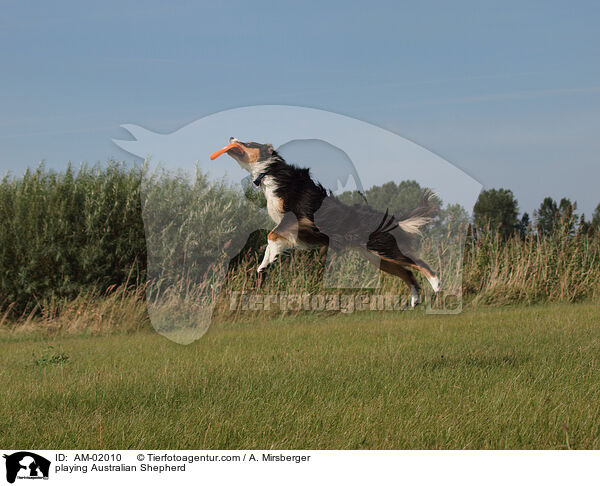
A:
209 143 244 160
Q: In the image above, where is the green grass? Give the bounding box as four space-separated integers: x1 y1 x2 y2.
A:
1 303 600 449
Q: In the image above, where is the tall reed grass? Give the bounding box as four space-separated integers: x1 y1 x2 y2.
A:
464 224 600 305
0 164 598 332
0 162 146 315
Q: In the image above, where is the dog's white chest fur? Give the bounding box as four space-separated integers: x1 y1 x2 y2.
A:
260 176 284 224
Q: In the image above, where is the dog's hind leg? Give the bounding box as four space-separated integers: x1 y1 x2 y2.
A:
406 258 441 293
367 231 440 294
378 258 422 308
361 248 422 307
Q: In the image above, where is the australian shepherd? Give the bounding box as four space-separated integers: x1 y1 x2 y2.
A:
210 137 441 307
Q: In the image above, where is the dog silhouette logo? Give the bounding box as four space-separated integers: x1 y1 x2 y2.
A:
3 452 50 483
114 105 482 343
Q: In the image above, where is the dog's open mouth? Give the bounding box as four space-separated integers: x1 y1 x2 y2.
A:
209 143 245 160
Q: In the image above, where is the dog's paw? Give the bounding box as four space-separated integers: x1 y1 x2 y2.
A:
410 287 421 308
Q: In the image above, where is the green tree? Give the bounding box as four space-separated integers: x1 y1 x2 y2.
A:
517 212 531 239
339 180 471 239
338 180 439 218
473 188 519 239
437 203 470 237
534 197 577 236
534 197 557 235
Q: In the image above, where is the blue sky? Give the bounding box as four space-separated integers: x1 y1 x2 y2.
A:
2 0 599 215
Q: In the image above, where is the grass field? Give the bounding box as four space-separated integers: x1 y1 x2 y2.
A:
1 303 600 449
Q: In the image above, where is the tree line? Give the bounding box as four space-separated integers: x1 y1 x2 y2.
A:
339 182 600 240
473 188 600 240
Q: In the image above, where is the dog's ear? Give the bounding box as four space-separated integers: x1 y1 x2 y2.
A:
266 144 274 152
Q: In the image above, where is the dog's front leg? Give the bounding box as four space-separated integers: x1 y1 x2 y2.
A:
257 243 273 273
257 232 290 273
257 214 297 274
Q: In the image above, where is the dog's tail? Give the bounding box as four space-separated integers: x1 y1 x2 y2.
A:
397 190 438 235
